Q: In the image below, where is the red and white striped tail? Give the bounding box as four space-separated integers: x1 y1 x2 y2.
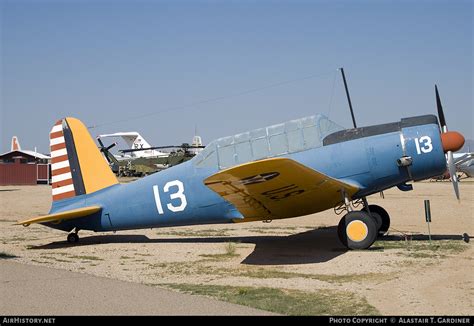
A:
50 120 75 201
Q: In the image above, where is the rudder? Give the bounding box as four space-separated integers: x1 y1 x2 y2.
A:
50 118 118 201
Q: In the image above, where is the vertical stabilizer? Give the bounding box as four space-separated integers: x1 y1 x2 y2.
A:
50 118 118 202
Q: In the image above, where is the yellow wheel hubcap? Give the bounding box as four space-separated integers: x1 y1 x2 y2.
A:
346 220 368 242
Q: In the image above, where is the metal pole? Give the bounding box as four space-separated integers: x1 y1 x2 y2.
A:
339 67 357 129
424 199 432 245
427 222 432 245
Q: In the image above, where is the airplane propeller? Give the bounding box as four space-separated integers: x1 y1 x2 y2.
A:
97 137 117 164
435 85 465 201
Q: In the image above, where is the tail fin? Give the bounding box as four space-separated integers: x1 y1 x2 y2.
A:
98 132 151 151
130 133 152 151
50 118 118 202
11 136 21 151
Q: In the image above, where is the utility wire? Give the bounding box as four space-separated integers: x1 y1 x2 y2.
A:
326 69 338 119
88 70 335 129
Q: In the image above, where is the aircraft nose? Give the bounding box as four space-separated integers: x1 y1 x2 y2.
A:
441 131 465 152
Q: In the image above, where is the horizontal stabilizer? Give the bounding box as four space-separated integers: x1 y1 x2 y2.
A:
17 206 102 227
204 158 359 222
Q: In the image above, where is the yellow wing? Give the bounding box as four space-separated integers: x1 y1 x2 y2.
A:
17 206 101 227
204 158 359 222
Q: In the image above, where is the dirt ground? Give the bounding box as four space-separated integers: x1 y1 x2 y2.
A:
1 180 472 315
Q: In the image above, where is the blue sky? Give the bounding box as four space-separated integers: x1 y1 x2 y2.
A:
1 0 472 153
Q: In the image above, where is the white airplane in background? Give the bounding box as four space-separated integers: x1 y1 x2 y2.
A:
98 132 169 159
454 152 474 178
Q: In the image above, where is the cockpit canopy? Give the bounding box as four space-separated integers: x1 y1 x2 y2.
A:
193 114 344 170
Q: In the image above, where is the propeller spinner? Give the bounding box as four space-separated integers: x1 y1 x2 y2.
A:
435 85 465 201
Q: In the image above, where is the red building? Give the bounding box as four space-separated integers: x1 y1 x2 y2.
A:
0 150 51 185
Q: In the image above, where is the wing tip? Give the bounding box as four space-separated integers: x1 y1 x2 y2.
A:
16 206 102 227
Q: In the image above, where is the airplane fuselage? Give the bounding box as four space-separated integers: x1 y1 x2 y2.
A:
46 115 447 233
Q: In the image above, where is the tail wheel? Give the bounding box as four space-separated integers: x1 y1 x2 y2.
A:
67 233 79 243
367 204 390 236
337 211 377 250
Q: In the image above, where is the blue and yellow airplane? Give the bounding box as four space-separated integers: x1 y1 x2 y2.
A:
18 87 465 249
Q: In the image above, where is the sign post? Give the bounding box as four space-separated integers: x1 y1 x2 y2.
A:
424 199 432 244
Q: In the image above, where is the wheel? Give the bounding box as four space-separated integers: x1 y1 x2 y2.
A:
67 233 79 243
337 211 377 250
361 207 382 231
367 205 390 236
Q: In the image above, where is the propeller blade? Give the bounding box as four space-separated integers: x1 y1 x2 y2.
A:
434 85 462 201
447 151 460 201
96 138 116 164
97 137 105 148
106 142 117 151
435 85 461 200
101 150 112 163
435 85 447 132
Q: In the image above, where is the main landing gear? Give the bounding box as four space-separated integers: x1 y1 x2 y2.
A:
336 196 391 250
366 204 390 236
67 229 80 243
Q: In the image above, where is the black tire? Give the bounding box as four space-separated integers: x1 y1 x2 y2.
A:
367 204 390 236
362 207 382 231
67 233 79 243
337 211 377 250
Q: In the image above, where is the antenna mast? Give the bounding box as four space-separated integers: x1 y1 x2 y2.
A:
339 67 357 128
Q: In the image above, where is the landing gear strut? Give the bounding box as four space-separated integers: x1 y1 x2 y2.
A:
67 229 79 243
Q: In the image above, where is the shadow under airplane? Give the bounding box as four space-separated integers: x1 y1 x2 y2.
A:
26 227 471 265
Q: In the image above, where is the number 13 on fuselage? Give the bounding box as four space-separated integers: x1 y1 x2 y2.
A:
153 180 188 215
